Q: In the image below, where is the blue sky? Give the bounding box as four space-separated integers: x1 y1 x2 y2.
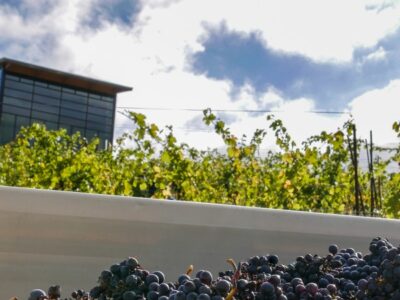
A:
0 0 399 147
83 0 142 29
0 0 56 17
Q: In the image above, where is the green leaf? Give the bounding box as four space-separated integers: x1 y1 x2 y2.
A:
139 182 147 191
161 152 171 163
149 124 159 138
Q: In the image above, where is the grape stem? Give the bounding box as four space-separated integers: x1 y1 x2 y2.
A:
226 259 237 272
186 265 194 276
226 287 237 300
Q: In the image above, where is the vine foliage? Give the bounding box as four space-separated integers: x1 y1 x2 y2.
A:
0 112 399 217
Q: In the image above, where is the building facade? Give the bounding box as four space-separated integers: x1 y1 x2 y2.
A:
0 58 132 146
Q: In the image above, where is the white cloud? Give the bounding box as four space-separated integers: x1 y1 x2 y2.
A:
0 0 78 65
1 0 399 151
163 0 400 62
218 92 347 151
348 79 400 145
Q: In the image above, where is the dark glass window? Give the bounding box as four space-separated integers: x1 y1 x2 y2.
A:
32 102 59 114
33 94 61 106
4 88 32 100
101 96 114 103
31 119 44 125
71 126 85 136
3 96 32 109
88 105 113 117
89 98 114 110
59 116 86 127
99 132 110 145
3 104 31 117
4 79 34 93
20 78 33 85
48 84 61 91
1 113 14 125
34 86 61 98
0 68 3 104
0 71 116 145
61 100 87 111
62 87 75 94
85 129 98 140
44 121 58 130
60 107 86 120
16 115 30 130
86 113 113 125
34 81 47 87
76 91 87 97
89 93 101 99
86 121 112 133
58 123 71 134
31 110 59 122
61 92 87 104
0 113 15 144
5 74 20 81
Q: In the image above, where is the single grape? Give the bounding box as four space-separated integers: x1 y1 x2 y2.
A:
184 280 197 294
187 292 199 300
154 271 166 283
197 293 211 300
215 280 231 296
127 257 139 269
123 291 136 300
146 274 160 285
328 244 338 255
199 270 213 285
260 282 275 296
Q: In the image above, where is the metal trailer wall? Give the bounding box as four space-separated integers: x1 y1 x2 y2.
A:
0 186 400 299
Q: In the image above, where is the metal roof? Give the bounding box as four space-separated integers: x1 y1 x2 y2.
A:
0 58 132 96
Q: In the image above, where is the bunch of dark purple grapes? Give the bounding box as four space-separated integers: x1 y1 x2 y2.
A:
231 237 400 299
27 237 400 300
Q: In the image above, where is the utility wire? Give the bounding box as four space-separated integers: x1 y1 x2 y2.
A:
115 126 213 133
114 108 351 133
115 107 351 134
117 106 350 115
115 111 213 132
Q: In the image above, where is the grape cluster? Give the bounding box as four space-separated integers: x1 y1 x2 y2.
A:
24 237 400 300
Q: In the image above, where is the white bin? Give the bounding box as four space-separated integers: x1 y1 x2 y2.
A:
0 185 399 299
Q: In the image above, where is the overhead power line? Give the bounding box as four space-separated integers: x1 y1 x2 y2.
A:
114 126 213 132
117 106 350 115
114 107 351 133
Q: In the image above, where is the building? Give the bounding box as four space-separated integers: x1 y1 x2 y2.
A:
0 58 132 146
